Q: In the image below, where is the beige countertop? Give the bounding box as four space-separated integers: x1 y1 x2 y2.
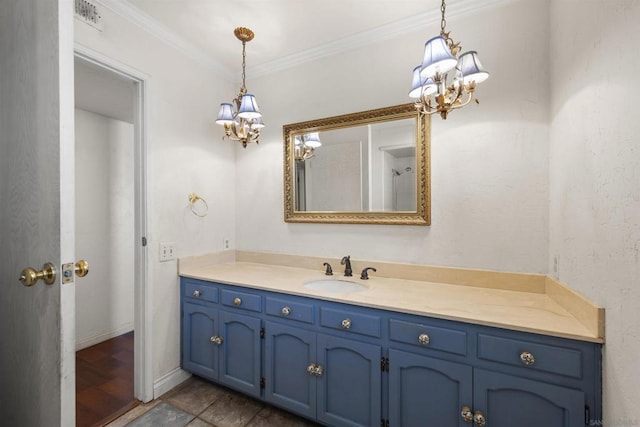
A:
179 251 605 343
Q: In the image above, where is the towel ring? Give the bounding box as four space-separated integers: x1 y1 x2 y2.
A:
188 193 208 217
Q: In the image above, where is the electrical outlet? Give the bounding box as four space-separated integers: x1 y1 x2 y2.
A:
223 238 231 251
159 242 176 262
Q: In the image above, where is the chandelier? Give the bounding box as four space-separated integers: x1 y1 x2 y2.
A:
409 0 489 119
216 27 264 147
294 133 322 161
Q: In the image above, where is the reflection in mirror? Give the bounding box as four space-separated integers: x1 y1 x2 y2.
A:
284 104 430 225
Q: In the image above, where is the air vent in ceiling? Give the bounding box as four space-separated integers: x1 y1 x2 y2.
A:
75 0 103 31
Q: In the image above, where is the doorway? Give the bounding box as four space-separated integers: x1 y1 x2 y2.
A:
73 47 152 424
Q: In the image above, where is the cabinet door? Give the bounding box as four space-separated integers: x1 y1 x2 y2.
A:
264 321 317 419
474 369 585 427
218 310 262 398
182 302 219 380
317 334 382 427
388 349 473 427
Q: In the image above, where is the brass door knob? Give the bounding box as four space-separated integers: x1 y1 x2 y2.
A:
75 260 89 277
19 262 57 287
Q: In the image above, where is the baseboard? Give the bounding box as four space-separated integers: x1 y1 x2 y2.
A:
153 367 191 398
76 323 134 351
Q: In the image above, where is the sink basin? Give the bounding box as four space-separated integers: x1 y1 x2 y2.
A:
304 279 368 293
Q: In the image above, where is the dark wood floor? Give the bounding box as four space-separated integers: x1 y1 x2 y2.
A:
76 331 137 427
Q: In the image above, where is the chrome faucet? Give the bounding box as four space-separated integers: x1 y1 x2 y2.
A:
341 256 352 277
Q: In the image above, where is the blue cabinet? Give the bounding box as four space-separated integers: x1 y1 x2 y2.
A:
316 334 381 427
473 369 585 427
263 323 382 427
264 321 317 418
388 349 472 427
180 277 601 427
182 302 219 379
180 279 262 398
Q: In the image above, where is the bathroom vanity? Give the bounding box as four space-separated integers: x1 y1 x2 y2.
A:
179 253 603 427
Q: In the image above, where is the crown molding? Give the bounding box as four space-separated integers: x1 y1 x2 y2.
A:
94 0 517 80
250 0 516 77
95 0 235 80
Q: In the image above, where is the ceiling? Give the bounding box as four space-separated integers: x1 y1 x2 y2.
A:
98 0 511 80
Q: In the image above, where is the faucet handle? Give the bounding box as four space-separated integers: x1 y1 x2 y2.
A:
360 267 377 280
341 256 352 277
323 262 333 276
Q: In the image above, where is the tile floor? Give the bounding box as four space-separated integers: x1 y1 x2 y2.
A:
105 376 321 427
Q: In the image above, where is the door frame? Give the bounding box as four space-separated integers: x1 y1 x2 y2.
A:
74 44 153 402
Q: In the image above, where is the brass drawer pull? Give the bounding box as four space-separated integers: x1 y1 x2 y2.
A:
520 351 535 366
341 318 352 329
281 306 291 316
418 333 430 345
233 297 242 306
192 290 201 298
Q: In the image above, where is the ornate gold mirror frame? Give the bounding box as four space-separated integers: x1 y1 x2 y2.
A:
283 103 430 225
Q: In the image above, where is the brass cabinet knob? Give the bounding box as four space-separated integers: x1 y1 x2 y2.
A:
192 290 201 298
233 297 242 306
418 333 430 345
306 363 323 376
75 260 89 277
341 318 352 329
210 335 224 345
474 411 486 427
19 262 57 287
461 406 473 423
520 351 535 366
281 306 291 316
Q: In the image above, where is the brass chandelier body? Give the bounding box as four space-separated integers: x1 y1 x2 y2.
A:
411 0 489 119
216 27 264 147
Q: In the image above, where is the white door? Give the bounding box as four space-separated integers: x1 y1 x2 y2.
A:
0 0 76 425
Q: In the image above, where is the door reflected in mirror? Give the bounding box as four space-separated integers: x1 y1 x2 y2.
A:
284 104 430 225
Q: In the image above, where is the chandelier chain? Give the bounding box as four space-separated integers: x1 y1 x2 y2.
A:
241 41 247 93
440 0 447 34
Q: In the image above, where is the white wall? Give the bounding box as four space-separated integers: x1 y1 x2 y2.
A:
236 0 550 273
549 1 640 423
75 109 134 349
75 5 236 386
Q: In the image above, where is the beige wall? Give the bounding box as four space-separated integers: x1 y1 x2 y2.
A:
549 0 640 423
75 6 236 391
237 0 551 272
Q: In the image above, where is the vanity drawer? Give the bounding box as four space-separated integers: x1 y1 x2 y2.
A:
477 333 583 379
221 288 262 312
184 279 218 304
389 319 467 356
320 306 381 338
266 297 314 324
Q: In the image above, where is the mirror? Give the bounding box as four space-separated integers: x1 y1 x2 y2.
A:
283 104 430 225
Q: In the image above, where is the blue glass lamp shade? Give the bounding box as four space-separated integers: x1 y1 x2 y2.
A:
238 94 262 119
420 36 458 78
303 132 322 148
409 65 437 99
458 51 489 85
216 103 234 125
